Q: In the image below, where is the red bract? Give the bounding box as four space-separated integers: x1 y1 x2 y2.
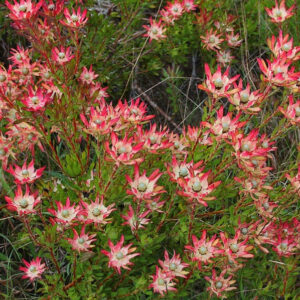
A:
5 0 43 21
60 7 88 28
116 98 154 124
184 125 212 145
9 45 30 66
226 32 242 47
143 18 166 42
234 176 272 200
21 86 51 111
19 257 46 282
165 0 184 19
80 196 116 226
255 197 278 219
202 106 246 140
80 106 119 136
272 235 297 257
6 160 45 184
67 226 96 253
265 0 295 23
160 9 176 25
166 155 204 183
0 134 14 168
146 197 165 213
229 79 262 113
104 132 144 166
121 205 150 232
79 65 98 85
278 94 300 125
91 83 109 103
267 30 300 62
177 171 221 207
51 46 75 65
231 130 275 177
5 185 40 215
158 250 189 278
168 132 189 155
136 124 172 153
200 29 224 51
286 164 300 196
48 197 81 227
125 164 165 201
6 122 44 153
185 230 223 268
220 230 254 263
257 54 300 87
42 0 64 17
101 235 140 274
182 0 197 12
216 50 234 67
205 269 237 298
198 64 240 99
149 266 177 296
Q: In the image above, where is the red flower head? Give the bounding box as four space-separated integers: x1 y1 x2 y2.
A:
51 46 75 65
146 197 165 213
125 164 165 201
216 50 234 67
7 160 45 184
5 185 40 215
286 164 300 196
104 132 144 166
166 155 204 183
80 106 119 136
198 64 240 99
143 18 166 42
205 269 237 298
229 79 262 113
185 230 224 268
267 30 300 62
265 0 295 23
278 94 300 125
116 98 154 124
220 230 254 263
165 1 184 19
226 32 242 47
42 0 64 17
5 0 43 21
60 7 88 28
255 197 278 219
158 250 189 278
257 54 300 87
48 197 81 227
9 45 31 66
0 134 15 168
19 257 46 282
182 0 197 12
80 195 116 226
177 170 221 207
202 106 246 141
136 124 172 153
67 226 96 253
272 235 297 257
101 235 140 274
201 29 224 51
79 65 98 85
149 266 177 296
121 205 150 232
184 125 212 145
21 86 51 112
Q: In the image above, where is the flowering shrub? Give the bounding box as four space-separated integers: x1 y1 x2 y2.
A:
0 0 299 299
